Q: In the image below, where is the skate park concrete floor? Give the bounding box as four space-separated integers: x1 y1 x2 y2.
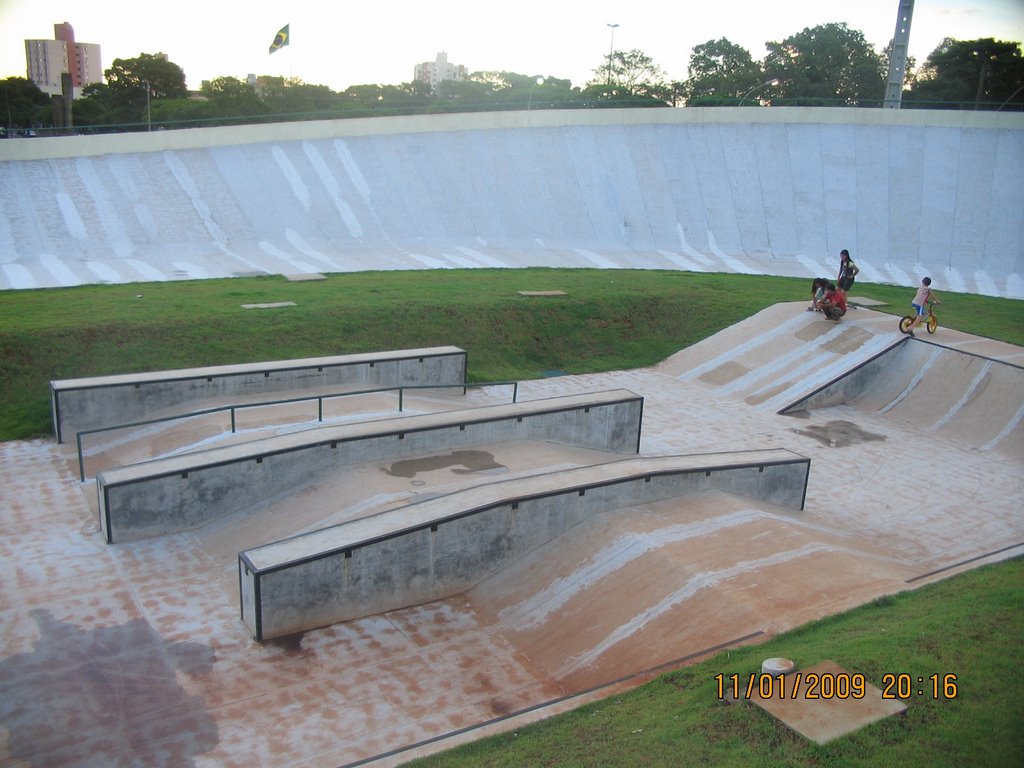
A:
1 303 1022 767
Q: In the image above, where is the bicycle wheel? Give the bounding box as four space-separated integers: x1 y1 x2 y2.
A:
927 315 938 334
899 316 915 334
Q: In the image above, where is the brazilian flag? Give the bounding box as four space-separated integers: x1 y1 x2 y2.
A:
269 24 289 54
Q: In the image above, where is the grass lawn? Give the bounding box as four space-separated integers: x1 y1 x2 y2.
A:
1 269 1021 441
406 556 1024 768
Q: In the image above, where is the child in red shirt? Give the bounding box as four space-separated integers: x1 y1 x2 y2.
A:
819 283 847 321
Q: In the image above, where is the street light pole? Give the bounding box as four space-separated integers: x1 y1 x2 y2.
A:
528 77 545 110
606 23 619 87
739 78 779 106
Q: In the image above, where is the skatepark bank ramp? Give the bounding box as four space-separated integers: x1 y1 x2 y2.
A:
782 338 1024 457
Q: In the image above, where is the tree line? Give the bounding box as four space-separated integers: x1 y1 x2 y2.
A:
3 23 1022 135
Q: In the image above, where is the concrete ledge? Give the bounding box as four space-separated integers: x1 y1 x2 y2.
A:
97 389 644 543
50 346 466 443
238 449 810 640
6 107 1020 162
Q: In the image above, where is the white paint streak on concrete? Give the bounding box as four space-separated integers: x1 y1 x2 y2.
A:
879 346 943 413
271 145 311 211
499 509 765 630
679 313 810 382
285 228 340 270
163 152 228 250
333 139 372 206
40 253 79 286
1 263 33 289
930 360 992 431
974 270 999 297
171 261 207 279
455 247 510 268
302 141 363 239
981 400 1024 451
675 224 714 266
658 249 707 272
707 230 758 274
85 261 122 283
55 192 87 241
574 249 619 269
563 543 832 674
76 157 133 259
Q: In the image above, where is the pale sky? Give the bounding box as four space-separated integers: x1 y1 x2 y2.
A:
1 0 1022 91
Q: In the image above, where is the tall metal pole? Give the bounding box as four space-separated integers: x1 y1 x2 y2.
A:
606 23 619 87
884 0 915 108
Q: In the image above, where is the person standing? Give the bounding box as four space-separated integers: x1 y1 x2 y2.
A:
837 249 859 297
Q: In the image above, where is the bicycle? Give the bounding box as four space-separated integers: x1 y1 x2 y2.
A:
899 301 938 335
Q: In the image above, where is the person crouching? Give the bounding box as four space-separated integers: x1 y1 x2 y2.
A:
819 282 847 321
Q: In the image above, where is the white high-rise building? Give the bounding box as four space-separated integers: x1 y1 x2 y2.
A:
414 52 467 92
25 22 102 98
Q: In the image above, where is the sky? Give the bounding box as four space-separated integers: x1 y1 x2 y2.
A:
1 0 1022 92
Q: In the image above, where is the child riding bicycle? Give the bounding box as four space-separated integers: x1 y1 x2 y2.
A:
905 277 940 336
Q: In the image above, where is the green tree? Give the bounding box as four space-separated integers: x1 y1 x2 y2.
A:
587 49 670 104
346 82 435 115
905 38 1024 109
1 77 50 131
763 22 886 106
105 53 188 99
682 38 765 105
255 77 343 116
74 53 188 128
199 76 266 121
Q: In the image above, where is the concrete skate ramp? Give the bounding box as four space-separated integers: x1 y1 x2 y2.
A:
782 339 1024 457
50 346 466 443
468 490 915 693
239 450 809 641
657 303 908 412
2 109 1022 297
97 389 643 543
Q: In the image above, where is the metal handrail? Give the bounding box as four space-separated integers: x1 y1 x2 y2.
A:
76 380 519 481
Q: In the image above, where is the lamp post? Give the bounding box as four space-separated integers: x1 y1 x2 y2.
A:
606 23 619 86
739 77 778 106
528 76 545 110
143 79 152 131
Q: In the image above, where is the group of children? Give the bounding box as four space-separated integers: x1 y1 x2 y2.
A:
807 249 857 321
806 249 939 331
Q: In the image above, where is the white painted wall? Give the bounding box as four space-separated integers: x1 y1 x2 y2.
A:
1 108 1021 297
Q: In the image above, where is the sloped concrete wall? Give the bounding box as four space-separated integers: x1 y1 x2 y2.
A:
1 108 1021 297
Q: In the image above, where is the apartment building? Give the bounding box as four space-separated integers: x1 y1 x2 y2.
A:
25 22 103 98
413 51 467 92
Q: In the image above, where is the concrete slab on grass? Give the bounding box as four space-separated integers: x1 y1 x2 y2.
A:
750 660 906 744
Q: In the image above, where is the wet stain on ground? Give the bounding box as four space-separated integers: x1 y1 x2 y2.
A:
0 609 218 767
268 632 307 654
790 420 887 448
384 450 507 478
